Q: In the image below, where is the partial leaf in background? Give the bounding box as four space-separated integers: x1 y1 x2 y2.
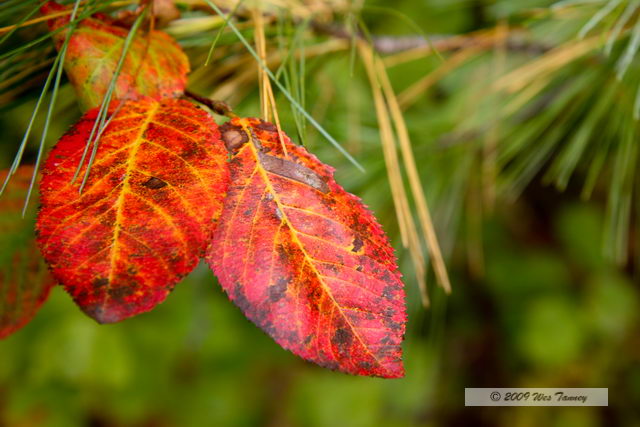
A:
0 166 54 339
41 1 189 110
37 98 228 323
207 118 406 378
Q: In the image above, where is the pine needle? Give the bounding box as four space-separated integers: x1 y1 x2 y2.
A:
0 53 62 198
552 0 604 10
483 21 508 212
0 0 133 60
359 42 430 307
604 0 639 56
578 0 623 39
0 0 110 199
21 0 83 215
74 7 148 192
203 0 365 172
374 47 452 295
253 7 270 121
252 6 288 157
0 2 41 43
616 16 640 79
398 48 480 110
204 0 243 66
494 36 602 94
361 4 444 63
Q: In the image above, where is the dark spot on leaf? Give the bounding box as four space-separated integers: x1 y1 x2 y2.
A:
331 327 353 357
142 177 167 189
383 316 403 331
382 285 395 300
256 121 277 132
108 286 134 301
356 265 363 272
257 312 273 329
306 286 323 307
268 277 288 302
259 153 329 193
284 330 300 344
220 122 248 151
357 361 372 371
351 236 364 252
332 327 352 346
92 277 109 288
233 283 252 314
324 263 339 274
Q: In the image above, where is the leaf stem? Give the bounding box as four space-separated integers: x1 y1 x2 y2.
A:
184 90 237 118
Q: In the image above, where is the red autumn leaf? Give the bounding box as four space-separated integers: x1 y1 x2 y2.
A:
37 98 228 323
207 118 406 378
1 166 54 339
41 1 189 110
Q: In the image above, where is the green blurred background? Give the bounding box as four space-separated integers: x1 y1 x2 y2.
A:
1 0 640 426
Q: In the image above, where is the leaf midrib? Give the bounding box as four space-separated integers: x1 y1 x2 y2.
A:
104 102 159 301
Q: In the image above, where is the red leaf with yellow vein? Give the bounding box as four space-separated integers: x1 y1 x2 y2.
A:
41 2 189 110
36 98 228 323
207 118 406 378
1 166 54 339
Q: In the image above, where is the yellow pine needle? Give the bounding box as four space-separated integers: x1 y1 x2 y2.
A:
0 1 138 34
359 45 410 244
196 52 255 84
168 17 258 39
266 82 289 158
374 51 452 295
0 12 68 35
359 42 429 307
166 16 226 36
398 48 481 110
502 76 553 118
209 67 256 104
0 57 54 92
0 73 50 105
493 35 602 94
251 6 288 157
382 34 470 67
494 37 607 121
252 8 270 121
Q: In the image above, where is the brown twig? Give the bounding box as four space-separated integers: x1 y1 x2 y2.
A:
310 21 552 55
184 90 237 118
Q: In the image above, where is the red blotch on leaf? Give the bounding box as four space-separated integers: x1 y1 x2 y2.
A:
37 98 228 323
207 118 406 378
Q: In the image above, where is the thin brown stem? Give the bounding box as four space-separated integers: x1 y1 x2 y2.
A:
184 90 237 118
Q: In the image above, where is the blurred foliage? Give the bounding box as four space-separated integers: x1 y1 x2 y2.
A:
1 0 640 426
